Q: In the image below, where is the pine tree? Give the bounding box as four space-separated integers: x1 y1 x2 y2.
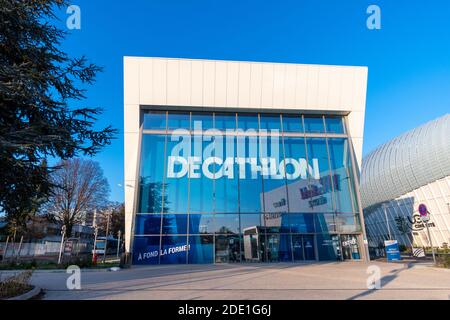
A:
0 1 116 224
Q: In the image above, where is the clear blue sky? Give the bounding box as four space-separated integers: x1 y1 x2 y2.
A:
53 0 450 203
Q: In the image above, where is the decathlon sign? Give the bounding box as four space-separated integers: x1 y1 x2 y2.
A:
166 127 320 180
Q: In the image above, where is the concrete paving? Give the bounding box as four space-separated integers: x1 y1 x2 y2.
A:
26 261 450 300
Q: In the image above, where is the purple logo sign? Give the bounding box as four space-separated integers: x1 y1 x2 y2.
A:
418 204 428 217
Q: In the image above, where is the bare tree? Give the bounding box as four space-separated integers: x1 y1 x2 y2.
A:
96 203 125 237
45 159 110 237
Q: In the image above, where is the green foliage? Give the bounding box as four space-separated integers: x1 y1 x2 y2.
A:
0 270 33 299
0 0 116 225
436 255 450 268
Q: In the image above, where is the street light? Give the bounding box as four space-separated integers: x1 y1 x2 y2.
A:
58 225 66 265
92 226 98 264
117 230 122 258
102 209 111 264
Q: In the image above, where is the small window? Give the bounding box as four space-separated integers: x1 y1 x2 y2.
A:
143 111 166 130
282 114 303 133
325 116 345 134
167 111 190 130
303 116 325 133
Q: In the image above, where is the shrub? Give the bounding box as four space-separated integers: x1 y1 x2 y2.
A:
436 255 450 268
0 270 33 299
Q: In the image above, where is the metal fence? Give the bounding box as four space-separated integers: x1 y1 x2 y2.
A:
0 241 92 260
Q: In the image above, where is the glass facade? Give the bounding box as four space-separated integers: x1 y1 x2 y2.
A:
133 111 363 264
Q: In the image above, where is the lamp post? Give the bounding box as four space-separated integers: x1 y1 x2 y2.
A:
102 209 111 264
58 225 66 265
92 226 98 264
117 230 121 258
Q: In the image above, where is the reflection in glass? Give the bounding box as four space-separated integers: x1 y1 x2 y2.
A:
189 139 214 213
134 214 161 235
189 235 214 264
237 113 259 130
191 112 213 130
328 138 358 214
214 214 240 234
143 111 166 130
325 116 344 134
306 138 334 213
303 116 325 133
189 214 215 234
138 135 167 213
132 236 160 264
259 114 281 131
215 235 241 263
135 111 362 264
162 214 188 235
214 135 239 213
164 133 190 213
160 236 188 264
167 111 190 130
282 114 303 133
214 113 237 130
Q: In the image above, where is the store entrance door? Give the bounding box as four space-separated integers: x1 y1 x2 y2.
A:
340 235 361 260
292 235 315 261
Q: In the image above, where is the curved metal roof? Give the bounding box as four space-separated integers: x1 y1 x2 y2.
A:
361 114 450 208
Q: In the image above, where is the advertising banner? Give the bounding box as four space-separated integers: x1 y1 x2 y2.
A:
384 240 401 261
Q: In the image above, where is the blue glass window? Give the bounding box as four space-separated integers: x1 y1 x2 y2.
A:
160 236 188 264
306 138 334 213
264 213 290 233
282 114 303 133
317 234 341 261
325 116 345 134
327 138 358 214
237 133 264 213
265 234 292 262
138 135 167 213
240 214 264 231
214 113 236 130
189 214 215 234
191 112 213 130
161 214 188 234
289 213 315 233
259 114 281 131
135 110 362 264
214 134 239 213
168 111 190 130
304 116 325 133
314 213 337 233
164 133 190 213
134 214 161 235
336 214 360 233
283 137 311 213
215 235 241 263
143 111 166 130
237 113 259 130
188 235 214 264
132 236 160 265
189 138 214 213
214 214 240 234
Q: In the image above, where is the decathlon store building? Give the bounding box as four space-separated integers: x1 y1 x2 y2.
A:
124 57 369 264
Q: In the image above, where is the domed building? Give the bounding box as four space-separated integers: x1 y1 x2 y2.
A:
361 114 450 252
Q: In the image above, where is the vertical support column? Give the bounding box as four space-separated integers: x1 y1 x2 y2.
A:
345 116 370 262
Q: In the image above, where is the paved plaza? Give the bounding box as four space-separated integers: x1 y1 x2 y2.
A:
25 261 450 300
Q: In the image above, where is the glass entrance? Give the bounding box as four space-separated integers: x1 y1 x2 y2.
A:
292 235 316 261
292 235 304 261
340 234 361 260
215 235 240 263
